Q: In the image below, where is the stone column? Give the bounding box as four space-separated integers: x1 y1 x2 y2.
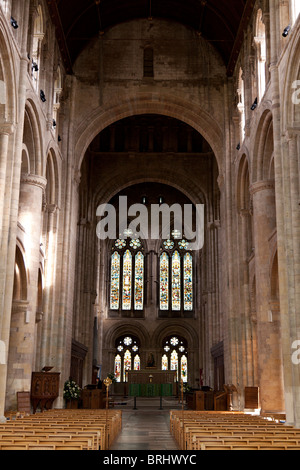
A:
250 180 285 413
5 173 46 410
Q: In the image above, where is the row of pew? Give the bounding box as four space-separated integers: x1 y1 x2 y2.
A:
170 410 300 450
0 408 122 450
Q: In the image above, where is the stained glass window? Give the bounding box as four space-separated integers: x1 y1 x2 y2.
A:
159 238 194 313
181 355 188 383
124 336 132 346
162 336 188 383
172 251 181 311
134 355 140 371
110 240 144 312
114 355 122 383
184 253 193 311
160 252 169 310
123 350 131 381
171 350 179 380
122 250 132 310
110 252 120 310
162 354 168 370
130 239 141 250
134 252 144 310
115 335 141 382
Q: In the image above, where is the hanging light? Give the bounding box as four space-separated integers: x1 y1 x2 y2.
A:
282 25 291 37
251 98 258 111
11 17 18 29
32 61 39 72
40 90 46 102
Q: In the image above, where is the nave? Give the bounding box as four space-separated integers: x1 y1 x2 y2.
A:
110 399 179 451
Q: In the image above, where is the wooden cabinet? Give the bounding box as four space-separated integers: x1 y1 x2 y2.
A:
82 389 104 409
30 372 60 413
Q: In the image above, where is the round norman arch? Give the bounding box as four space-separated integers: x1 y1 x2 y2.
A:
251 108 274 183
103 321 151 350
74 93 224 175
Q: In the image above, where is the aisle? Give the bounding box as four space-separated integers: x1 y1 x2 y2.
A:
110 405 179 450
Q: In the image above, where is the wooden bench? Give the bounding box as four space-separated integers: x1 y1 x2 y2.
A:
0 409 122 450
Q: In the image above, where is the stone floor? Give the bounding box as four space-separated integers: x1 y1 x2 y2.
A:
110 397 181 450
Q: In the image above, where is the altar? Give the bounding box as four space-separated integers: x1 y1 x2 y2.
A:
128 370 176 397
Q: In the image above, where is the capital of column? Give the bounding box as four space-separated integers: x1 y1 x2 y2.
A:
11 300 30 314
20 173 47 191
0 122 15 135
249 180 274 196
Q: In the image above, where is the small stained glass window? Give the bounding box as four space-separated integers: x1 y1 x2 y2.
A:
124 336 132 346
130 239 141 250
162 354 168 370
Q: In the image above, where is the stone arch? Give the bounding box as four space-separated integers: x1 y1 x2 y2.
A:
151 320 199 352
44 148 60 207
236 153 251 212
0 13 17 125
254 7 267 101
270 250 279 303
282 25 300 129
104 322 151 350
251 108 274 183
13 244 28 302
23 99 43 177
74 93 224 175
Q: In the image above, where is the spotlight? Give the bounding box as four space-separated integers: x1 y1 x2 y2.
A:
251 98 258 111
53 119 56 128
236 143 240 151
282 25 291 37
58 135 62 142
32 61 39 72
40 90 46 102
10 17 18 29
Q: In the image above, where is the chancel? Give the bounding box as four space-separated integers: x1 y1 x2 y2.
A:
0 0 300 452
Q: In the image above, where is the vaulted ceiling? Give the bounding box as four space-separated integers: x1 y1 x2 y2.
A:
47 0 255 76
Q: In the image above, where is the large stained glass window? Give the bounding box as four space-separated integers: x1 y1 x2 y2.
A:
184 253 193 311
122 250 132 310
110 239 144 312
134 252 144 310
172 251 181 311
159 238 194 314
110 252 120 310
160 253 169 310
162 335 188 383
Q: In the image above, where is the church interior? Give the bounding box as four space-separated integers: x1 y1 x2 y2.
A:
0 0 300 452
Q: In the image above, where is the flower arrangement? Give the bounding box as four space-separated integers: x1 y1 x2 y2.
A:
63 379 81 401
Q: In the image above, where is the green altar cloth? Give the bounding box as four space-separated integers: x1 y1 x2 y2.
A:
129 383 173 397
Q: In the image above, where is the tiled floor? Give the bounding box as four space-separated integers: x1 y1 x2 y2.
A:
110 397 180 450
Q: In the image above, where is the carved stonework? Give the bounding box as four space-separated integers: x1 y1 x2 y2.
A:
249 180 274 195
20 173 47 191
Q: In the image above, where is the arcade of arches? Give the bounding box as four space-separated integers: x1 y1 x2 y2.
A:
0 0 300 429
